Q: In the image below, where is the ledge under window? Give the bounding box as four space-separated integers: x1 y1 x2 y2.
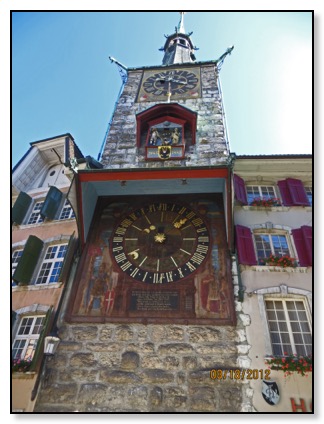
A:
240 205 312 212
239 265 310 273
12 282 63 292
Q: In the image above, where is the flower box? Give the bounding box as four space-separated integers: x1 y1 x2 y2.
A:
262 254 296 268
265 353 312 377
250 197 281 207
12 358 32 373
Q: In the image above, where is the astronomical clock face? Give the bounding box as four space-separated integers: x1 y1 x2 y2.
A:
111 202 210 284
137 67 201 102
68 194 236 325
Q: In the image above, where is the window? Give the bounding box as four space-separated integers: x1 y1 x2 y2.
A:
59 199 75 220
304 186 312 206
12 315 46 360
254 233 290 265
234 175 310 207
27 201 44 225
12 250 23 287
35 244 67 285
265 299 312 356
236 225 312 267
246 185 277 205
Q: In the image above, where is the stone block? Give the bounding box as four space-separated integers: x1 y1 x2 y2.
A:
37 383 78 405
141 355 180 370
121 351 140 370
188 370 212 386
218 386 242 412
70 353 97 368
140 369 174 384
59 367 98 383
189 386 216 412
239 313 251 326
164 387 188 410
157 343 194 355
115 325 134 341
97 352 121 368
194 343 236 356
127 386 149 411
237 356 252 368
164 326 185 341
100 370 142 384
70 326 98 341
187 326 220 343
182 356 198 370
78 383 117 407
149 386 163 408
58 341 82 352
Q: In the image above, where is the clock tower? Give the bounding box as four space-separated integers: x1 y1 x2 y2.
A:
67 12 236 326
36 13 247 413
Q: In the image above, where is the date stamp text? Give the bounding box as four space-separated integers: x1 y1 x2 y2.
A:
210 369 271 380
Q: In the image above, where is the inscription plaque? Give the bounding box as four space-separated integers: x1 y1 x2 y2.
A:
130 291 179 312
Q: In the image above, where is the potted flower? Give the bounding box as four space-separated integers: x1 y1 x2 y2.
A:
250 197 281 207
12 357 33 373
265 353 312 377
262 254 296 268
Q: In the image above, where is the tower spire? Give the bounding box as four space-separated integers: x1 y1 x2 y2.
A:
160 12 198 65
177 12 186 33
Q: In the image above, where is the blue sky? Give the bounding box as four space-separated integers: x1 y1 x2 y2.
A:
11 10 312 166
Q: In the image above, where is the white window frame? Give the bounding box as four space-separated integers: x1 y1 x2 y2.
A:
59 199 75 220
253 230 292 265
255 286 312 357
12 315 46 360
265 298 312 357
246 185 277 205
12 249 23 286
27 200 44 225
35 243 67 285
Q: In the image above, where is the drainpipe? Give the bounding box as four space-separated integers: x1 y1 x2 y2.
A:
234 252 245 303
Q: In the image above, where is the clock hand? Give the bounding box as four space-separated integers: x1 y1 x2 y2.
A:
158 77 186 85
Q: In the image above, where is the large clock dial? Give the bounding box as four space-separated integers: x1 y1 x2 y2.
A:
111 202 210 284
137 67 201 102
143 70 198 96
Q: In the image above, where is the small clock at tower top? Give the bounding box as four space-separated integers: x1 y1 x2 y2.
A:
160 12 199 66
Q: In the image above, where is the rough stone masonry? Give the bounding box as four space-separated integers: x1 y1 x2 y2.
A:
35 260 254 412
35 322 248 412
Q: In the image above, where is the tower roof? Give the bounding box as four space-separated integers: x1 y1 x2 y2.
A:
160 12 198 66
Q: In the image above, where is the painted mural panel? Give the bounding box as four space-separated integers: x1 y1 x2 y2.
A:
68 194 235 325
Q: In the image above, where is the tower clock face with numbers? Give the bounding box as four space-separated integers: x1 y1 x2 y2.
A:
111 202 210 284
137 67 201 102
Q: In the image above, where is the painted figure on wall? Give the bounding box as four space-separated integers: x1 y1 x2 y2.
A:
69 195 235 324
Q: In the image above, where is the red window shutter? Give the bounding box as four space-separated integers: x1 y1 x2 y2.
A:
286 178 309 206
301 226 313 265
278 180 294 206
235 225 257 265
234 174 248 205
292 227 312 266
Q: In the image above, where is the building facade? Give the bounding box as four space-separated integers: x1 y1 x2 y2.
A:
11 134 81 411
233 155 312 412
12 13 312 413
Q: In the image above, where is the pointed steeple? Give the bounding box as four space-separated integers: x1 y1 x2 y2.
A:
177 12 186 34
160 12 198 66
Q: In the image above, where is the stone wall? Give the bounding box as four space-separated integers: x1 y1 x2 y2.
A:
36 323 244 412
34 259 255 413
100 64 229 169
